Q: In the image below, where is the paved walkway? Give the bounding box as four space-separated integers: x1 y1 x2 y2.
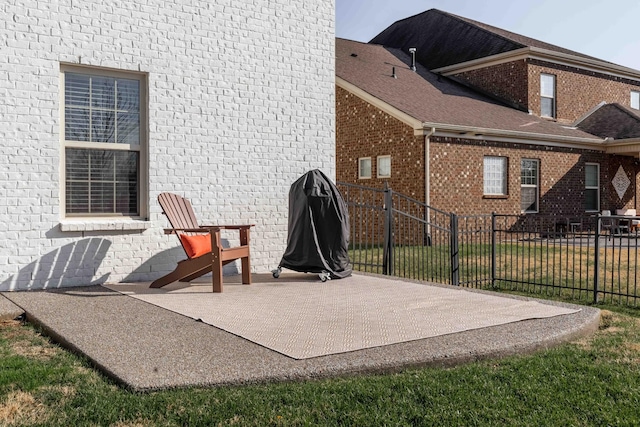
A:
0 274 600 391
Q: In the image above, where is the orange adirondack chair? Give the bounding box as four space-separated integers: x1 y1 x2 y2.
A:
151 192 253 292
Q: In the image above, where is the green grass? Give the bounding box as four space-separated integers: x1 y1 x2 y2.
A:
350 242 640 306
2 306 640 426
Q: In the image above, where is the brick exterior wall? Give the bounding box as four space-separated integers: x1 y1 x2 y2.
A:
336 86 425 200
452 60 529 112
453 59 640 123
0 0 335 290
528 59 640 123
337 88 640 218
429 136 639 216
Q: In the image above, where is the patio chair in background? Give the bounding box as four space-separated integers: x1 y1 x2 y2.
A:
616 209 640 233
150 192 253 292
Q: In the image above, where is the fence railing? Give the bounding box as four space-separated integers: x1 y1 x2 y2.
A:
337 181 640 307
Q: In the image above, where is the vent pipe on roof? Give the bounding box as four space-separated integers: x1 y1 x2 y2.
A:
392 66 397 79
409 47 417 71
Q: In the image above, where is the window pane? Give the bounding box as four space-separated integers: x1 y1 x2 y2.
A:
585 164 599 187
632 91 640 110
117 112 140 144
484 157 507 195
91 76 116 109
66 181 89 214
90 150 115 181
65 73 90 107
378 156 391 177
540 74 555 97
65 149 89 180
585 189 598 211
117 79 140 111
65 108 90 142
521 159 538 185
521 187 537 212
91 110 116 143
541 97 554 117
65 148 139 215
64 72 140 144
359 158 371 178
91 182 116 213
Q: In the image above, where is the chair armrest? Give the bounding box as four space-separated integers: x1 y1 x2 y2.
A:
163 225 254 234
163 228 210 235
199 225 255 230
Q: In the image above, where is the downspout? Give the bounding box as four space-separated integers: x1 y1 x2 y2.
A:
424 127 436 209
424 127 436 245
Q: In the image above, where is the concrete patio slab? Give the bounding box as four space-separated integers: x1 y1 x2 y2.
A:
1 273 601 391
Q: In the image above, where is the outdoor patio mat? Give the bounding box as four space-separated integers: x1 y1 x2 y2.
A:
104 274 580 359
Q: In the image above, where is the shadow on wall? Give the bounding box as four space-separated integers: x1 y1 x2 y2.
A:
0 238 112 292
121 239 239 284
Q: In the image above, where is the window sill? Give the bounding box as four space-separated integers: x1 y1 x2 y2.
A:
59 219 153 232
483 195 508 199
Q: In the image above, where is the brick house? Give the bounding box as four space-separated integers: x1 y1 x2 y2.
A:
336 9 640 218
0 0 335 291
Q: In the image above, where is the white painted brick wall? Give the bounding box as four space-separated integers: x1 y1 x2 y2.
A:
0 0 335 291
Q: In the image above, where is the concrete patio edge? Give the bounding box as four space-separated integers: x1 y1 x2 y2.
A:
1 275 602 391
0 294 24 321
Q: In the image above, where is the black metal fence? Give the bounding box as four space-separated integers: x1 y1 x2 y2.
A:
337 182 640 306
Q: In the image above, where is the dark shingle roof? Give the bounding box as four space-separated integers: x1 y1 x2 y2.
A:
336 38 600 141
369 9 610 70
577 103 640 139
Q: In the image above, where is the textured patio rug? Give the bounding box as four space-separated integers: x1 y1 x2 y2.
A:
104 274 579 359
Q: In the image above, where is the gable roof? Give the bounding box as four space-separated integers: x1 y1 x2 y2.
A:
577 103 640 139
336 38 602 144
369 9 615 70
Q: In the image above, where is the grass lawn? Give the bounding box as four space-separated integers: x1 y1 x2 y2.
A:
2 306 640 426
351 242 640 306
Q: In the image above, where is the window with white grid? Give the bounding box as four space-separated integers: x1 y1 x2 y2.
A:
521 159 539 213
62 66 147 217
585 163 600 212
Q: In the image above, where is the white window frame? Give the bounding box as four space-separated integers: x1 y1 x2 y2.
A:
377 155 391 178
358 157 372 179
520 159 539 213
585 163 600 212
631 90 640 110
60 64 148 219
540 73 556 118
483 156 508 196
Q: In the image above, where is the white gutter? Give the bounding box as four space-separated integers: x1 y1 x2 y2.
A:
422 121 604 147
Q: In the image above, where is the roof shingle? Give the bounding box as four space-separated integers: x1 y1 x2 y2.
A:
336 38 601 141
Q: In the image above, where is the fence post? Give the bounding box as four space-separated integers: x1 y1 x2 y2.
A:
593 214 600 304
450 212 460 286
382 185 394 276
491 212 496 288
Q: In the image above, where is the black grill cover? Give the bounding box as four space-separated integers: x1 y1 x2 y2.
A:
278 170 352 279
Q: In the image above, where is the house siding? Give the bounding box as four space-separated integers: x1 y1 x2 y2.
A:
0 0 335 290
429 136 638 216
453 59 640 123
527 59 640 123
336 86 425 199
452 60 529 112
336 88 640 218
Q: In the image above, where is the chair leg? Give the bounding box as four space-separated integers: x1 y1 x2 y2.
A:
211 231 223 293
241 256 251 285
